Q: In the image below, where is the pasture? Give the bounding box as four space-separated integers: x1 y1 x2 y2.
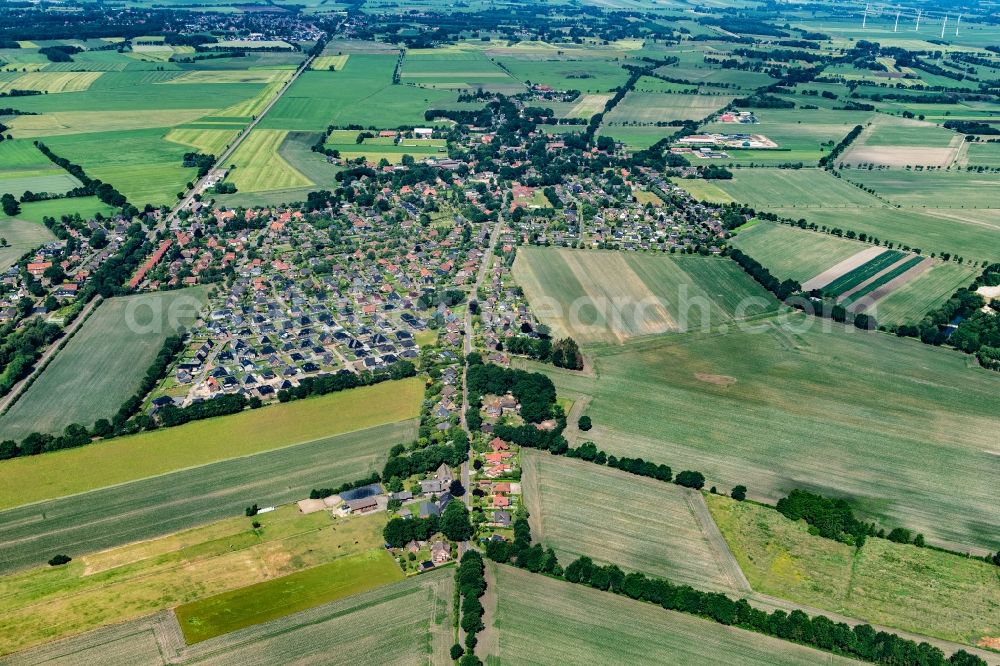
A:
511 247 779 345
227 129 312 193
528 318 1000 552
0 420 418 574
490 564 858 666
176 549 403 643
767 206 1000 262
731 222 879 283
2 569 453 666
0 506 388 656
0 288 210 441
521 450 744 594
698 168 885 208
0 377 423 510
707 494 1000 647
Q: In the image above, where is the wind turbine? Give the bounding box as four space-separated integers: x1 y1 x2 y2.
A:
893 9 900 32
941 15 948 39
915 9 922 31
955 14 962 36
862 3 870 28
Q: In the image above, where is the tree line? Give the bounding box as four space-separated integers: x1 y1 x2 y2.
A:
454 550 487 665
502 336 583 370
34 141 129 208
727 248 801 301
483 510 986 666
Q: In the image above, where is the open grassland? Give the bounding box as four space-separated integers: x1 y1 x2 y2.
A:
869 261 979 325
164 127 239 156
228 129 312 193
702 169 885 208
176 548 403 643
604 91 733 124
2 569 454 666
844 169 1000 208
43 128 198 206
0 506 388 656
512 247 779 344
731 222 877 283
769 206 1000 262
0 420 417 574
0 377 423 510
527 318 1000 552
521 450 743 594
0 218 56 272
707 494 1000 647
0 288 210 441
490 564 857 666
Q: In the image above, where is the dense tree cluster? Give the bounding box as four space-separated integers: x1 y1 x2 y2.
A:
383 515 440 547
466 361 556 423
503 336 583 370
182 152 216 178
276 360 415 404
381 440 466 481
776 489 870 546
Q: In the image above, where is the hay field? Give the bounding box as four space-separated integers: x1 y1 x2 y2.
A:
705 168 885 208
490 564 858 666
3 569 454 666
521 450 744 594
0 377 423 510
604 91 733 124
842 115 962 167
511 248 779 345
0 420 417 574
175 549 403 643
768 207 1000 262
227 129 312 192
0 71 103 94
0 288 210 442
0 507 388 656
164 127 239 156
731 223 877 283
530 318 1000 552
707 494 1000 647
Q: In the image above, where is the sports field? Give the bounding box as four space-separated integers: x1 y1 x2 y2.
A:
0 288 210 441
490 564 857 665
2 569 454 666
0 420 417 574
699 168 885 208
176 548 403 643
0 506 388 656
0 377 423 510
227 129 312 193
521 450 744 594
511 248 779 344
707 494 1000 647
528 318 1000 552
731 223 878 283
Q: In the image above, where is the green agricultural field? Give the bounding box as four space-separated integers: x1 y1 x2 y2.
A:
0 377 423 510
966 142 1000 167
276 131 341 188
164 127 240 156
0 139 81 197
521 450 744 593
401 50 522 92
843 169 1000 208
511 247 779 345
43 128 200 206
671 177 736 203
0 420 417 574
176 548 404 643
0 289 210 441
7 109 216 138
868 261 979 325
604 91 734 124
730 223 876 283
227 129 312 193
0 217 56 272
707 494 1000 647
489 564 857 665
492 56 631 92
841 255 925 305
2 568 454 666
819 250 907 296
768 206 1000 262
527 318 1000 552
598 125 677 151
699 168 885 208
2 82 263 115
0 506 388 656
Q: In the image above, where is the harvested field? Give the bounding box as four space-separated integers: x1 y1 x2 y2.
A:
0 377 423 510
512 247 779 345
526 319 1000 552
521 450 744 594
491 564 858 665
707 494 1000 647
0 505 388 656
2 570 454 666
0 288 210 441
